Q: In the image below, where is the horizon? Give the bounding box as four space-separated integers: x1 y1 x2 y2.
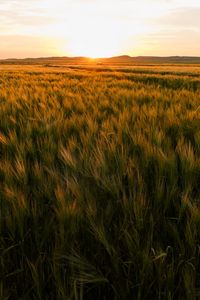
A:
1 0 200 59
1 54 200 61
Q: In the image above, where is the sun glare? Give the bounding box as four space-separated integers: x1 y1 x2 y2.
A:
67 35 123 58
60 9 131 58
57 1 167 58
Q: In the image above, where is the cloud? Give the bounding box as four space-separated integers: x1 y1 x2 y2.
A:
156 7 200 29
0 0 56 35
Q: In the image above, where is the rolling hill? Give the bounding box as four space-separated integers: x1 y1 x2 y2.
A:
1 55 200 65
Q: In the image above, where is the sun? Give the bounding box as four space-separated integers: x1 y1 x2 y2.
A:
61 13 129 58
56 1 160 59
67 35 123 58
65 28 125 58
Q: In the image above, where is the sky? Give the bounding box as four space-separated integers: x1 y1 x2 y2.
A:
0 0 200 58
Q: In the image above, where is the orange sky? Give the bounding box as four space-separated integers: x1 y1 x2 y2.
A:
0 0 200 58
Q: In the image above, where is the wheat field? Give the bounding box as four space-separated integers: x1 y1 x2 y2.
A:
1 64 200 299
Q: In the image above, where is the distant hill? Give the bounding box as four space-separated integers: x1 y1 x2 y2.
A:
1 55 200 65
104 55 200 64
0 56 91 65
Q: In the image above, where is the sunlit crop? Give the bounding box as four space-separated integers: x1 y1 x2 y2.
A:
1 64 200 299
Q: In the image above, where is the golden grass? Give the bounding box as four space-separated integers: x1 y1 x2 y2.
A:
1 64 200 299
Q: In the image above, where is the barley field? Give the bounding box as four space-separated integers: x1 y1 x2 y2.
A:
1 63 200 299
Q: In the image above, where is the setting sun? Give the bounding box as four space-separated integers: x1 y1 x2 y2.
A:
58 1 163 58
63 17 129 58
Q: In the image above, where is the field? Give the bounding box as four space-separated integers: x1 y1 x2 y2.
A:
1 62 200 299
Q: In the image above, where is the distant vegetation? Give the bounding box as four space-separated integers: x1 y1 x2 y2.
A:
1 63 200 299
